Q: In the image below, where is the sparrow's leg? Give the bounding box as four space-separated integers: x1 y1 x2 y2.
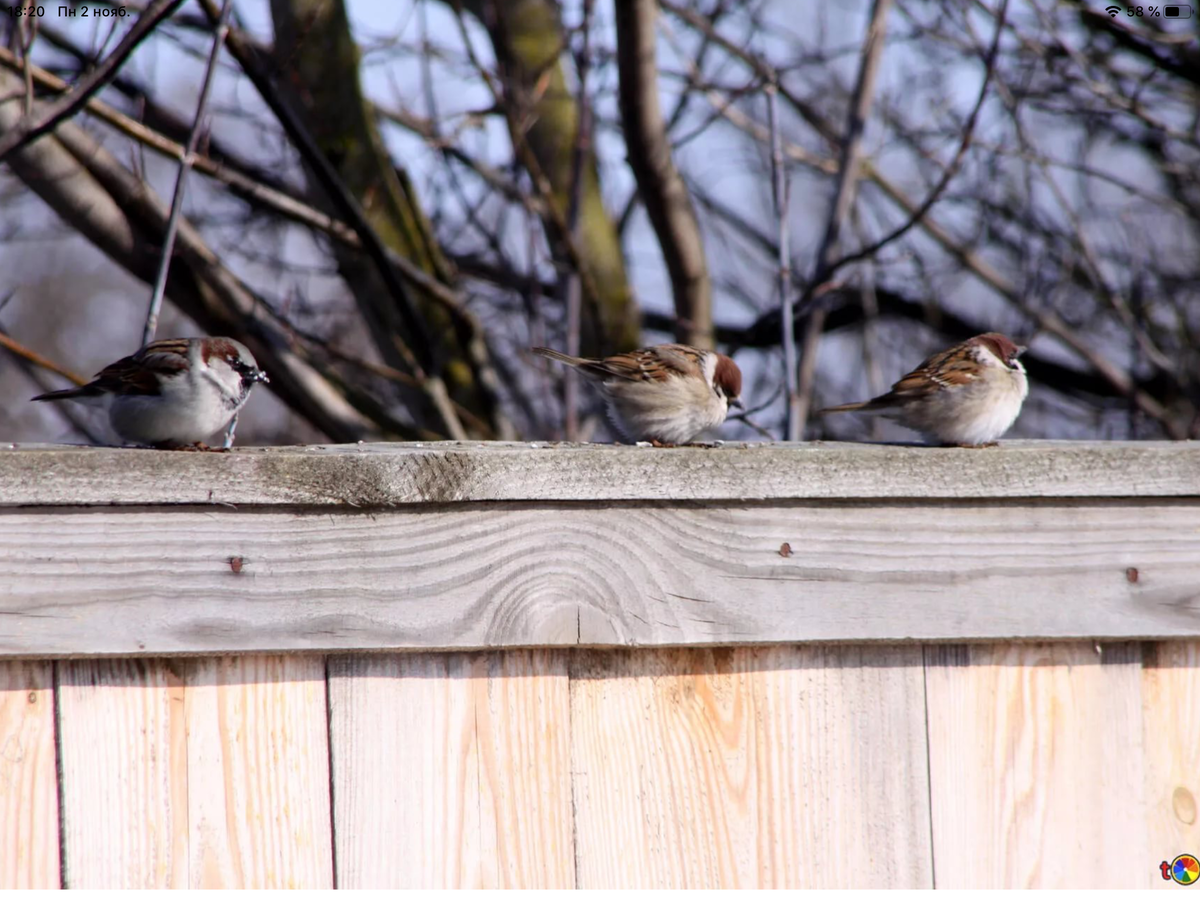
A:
222 413 239 450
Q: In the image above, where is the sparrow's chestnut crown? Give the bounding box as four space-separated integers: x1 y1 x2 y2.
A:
713 354 742 403
205 337 269 384
974 333 1024 369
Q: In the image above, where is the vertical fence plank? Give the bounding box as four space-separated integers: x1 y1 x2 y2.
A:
328 650 573 889
0 661 59 888
185 656 333 888
57 659 188 888
569 646 932 888
925 642 1148 888
1143 641 1200 887
477 651 574 887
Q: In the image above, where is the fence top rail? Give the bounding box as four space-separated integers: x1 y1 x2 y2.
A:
3 440 1197 507
2 440 1199 655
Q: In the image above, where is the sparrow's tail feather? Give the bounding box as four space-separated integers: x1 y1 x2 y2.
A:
530 347 622 383
31 385 100 403
818 398 885 414
530 347 583 367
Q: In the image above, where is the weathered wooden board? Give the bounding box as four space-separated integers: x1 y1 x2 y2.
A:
1 499 1198 655
0 661 59 888
57 659 189 888
57 657 334 888
185 656 333 888
924 643 1149 888
2 441 1196 506
1143 641 1200 889
327 651 572 888
569 646 933 888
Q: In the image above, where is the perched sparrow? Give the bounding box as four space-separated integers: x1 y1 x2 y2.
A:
531 344 743 444
819 332 1028 446
32 337 269 449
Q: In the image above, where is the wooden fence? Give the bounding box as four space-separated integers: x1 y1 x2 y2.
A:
1 441 1198 888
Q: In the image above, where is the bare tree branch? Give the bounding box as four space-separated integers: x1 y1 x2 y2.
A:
616 0 712 348
795 0 893 436
0 44 492 343
201 0 466 440
821 0 1008 283
0 329 85 386
0 0 184 163
143 0 234 346
0 66 378 441
35 23 296 199
561 0 594 440
457 0 640 356
765 84 797 440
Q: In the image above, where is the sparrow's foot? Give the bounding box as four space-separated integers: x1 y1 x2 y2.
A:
950 441 999 449
649 438 677 448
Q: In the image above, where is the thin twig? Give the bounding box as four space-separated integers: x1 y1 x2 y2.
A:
561 0 593 441
858 256 884 441
2 45 481 330
0 0 185 163
968 6 1176 382
819 0 1008 283
0 41 508 426
661 0 1173 432
0 330 86 385
663 0 1193 430
766 83 799 440
19 15 34 117
449 2 608 352
142 0 233 347
726 413 775 441
795 0 893 434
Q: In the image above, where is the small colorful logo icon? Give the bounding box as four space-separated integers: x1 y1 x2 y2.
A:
1161 854 1200 885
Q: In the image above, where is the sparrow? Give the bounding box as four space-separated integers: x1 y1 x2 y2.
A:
31 336 269 449
531 344 743 444
819 332 1028 446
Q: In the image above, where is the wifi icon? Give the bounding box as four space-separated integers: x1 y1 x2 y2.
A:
1105 4 1122 13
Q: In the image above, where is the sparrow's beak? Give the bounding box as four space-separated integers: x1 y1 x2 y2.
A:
729 397 744 410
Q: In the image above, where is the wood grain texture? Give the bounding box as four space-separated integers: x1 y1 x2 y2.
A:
185 656 333 888
569 647 933 888
57 659 188 888
0 662 59 888
327 651 573 888
2 499 1198 655
57 657 335 888
1143 641 1200 888
924 643 1149 888
2 441 1197 507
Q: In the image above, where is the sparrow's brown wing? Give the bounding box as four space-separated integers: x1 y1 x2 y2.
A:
887 343 978 399
91 339 191 396
589 344 703 383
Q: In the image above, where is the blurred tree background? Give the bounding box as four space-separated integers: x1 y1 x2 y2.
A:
1 0 1197 444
